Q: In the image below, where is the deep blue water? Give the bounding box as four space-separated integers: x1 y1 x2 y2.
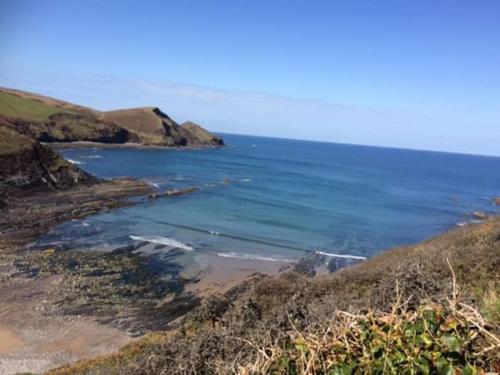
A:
37 134 500 264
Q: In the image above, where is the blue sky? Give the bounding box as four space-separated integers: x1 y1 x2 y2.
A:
1 0 499 156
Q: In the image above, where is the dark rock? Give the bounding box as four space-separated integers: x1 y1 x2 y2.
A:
0 123 97 195
148 187 198 199
293 253 326 277
472 211 490 220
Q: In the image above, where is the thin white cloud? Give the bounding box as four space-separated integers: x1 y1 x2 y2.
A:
1 72 499 156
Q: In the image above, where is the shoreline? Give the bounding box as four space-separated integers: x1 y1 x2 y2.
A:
0 176 292 374
45 141 225 151
1 176 497 373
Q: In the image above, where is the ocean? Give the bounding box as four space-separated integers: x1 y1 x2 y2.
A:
36 134 500 267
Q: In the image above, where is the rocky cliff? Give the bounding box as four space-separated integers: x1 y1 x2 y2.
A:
181 121 224 146
0 118 97 196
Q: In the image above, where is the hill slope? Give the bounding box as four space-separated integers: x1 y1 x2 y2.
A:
50 218 500 374
0 87 223 147
101 108 223 147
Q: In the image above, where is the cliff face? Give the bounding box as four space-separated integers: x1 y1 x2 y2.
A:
181 121 224 146
11 112 136 144
0 122 97 196
0 88 224 148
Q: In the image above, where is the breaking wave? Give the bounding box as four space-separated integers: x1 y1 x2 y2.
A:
216 252 295 263
129 235 194 251
314 251 367 260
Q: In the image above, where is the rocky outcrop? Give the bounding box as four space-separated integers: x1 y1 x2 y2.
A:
0 122 97 195
148 187 198 200
471 211 491 220
181 121 224 146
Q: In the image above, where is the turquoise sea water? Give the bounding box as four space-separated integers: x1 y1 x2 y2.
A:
37 134 500 265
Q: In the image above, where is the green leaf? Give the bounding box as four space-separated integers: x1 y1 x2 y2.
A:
435 358 455 375
440 333 461 353
462 365 477 375
392 350 405 364
417 359 430 375
414 321 425 334
423 309 437 324
421 332 434 348
329 363 353 375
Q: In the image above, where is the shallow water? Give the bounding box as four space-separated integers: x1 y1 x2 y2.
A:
36 134 500 265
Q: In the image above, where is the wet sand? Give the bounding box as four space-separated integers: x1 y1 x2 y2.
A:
182 252 292 295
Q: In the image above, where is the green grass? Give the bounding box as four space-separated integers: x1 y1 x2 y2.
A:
0 91 71 121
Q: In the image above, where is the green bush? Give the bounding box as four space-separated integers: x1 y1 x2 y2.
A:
256 302 498 374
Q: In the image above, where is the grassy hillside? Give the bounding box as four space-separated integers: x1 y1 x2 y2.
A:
0 91 71 122
0 87 97 115
0 87 224 147
50 219 500 374
101 107 171 145
102 107 224 146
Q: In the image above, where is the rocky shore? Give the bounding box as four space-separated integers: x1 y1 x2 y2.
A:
0 181 289 373
0 112 211 373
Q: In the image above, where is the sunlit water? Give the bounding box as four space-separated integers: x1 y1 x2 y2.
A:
36 134 500 266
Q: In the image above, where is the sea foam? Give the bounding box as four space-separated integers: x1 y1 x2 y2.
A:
216 251 295 263
130 235 194 251
314 251 366 260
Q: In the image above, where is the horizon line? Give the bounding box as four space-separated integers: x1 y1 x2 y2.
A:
217 131 500 159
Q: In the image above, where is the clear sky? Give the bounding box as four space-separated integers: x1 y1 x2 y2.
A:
1 0 499 156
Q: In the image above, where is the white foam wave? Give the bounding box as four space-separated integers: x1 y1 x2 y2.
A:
209 230 220 235
67 158 83 165
147 181 160 188
314 251 366 260
81 155 102 159
457 219 482 227
240 178 252 183
82 222 90 227
216 252 295 263
130 235 194 251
